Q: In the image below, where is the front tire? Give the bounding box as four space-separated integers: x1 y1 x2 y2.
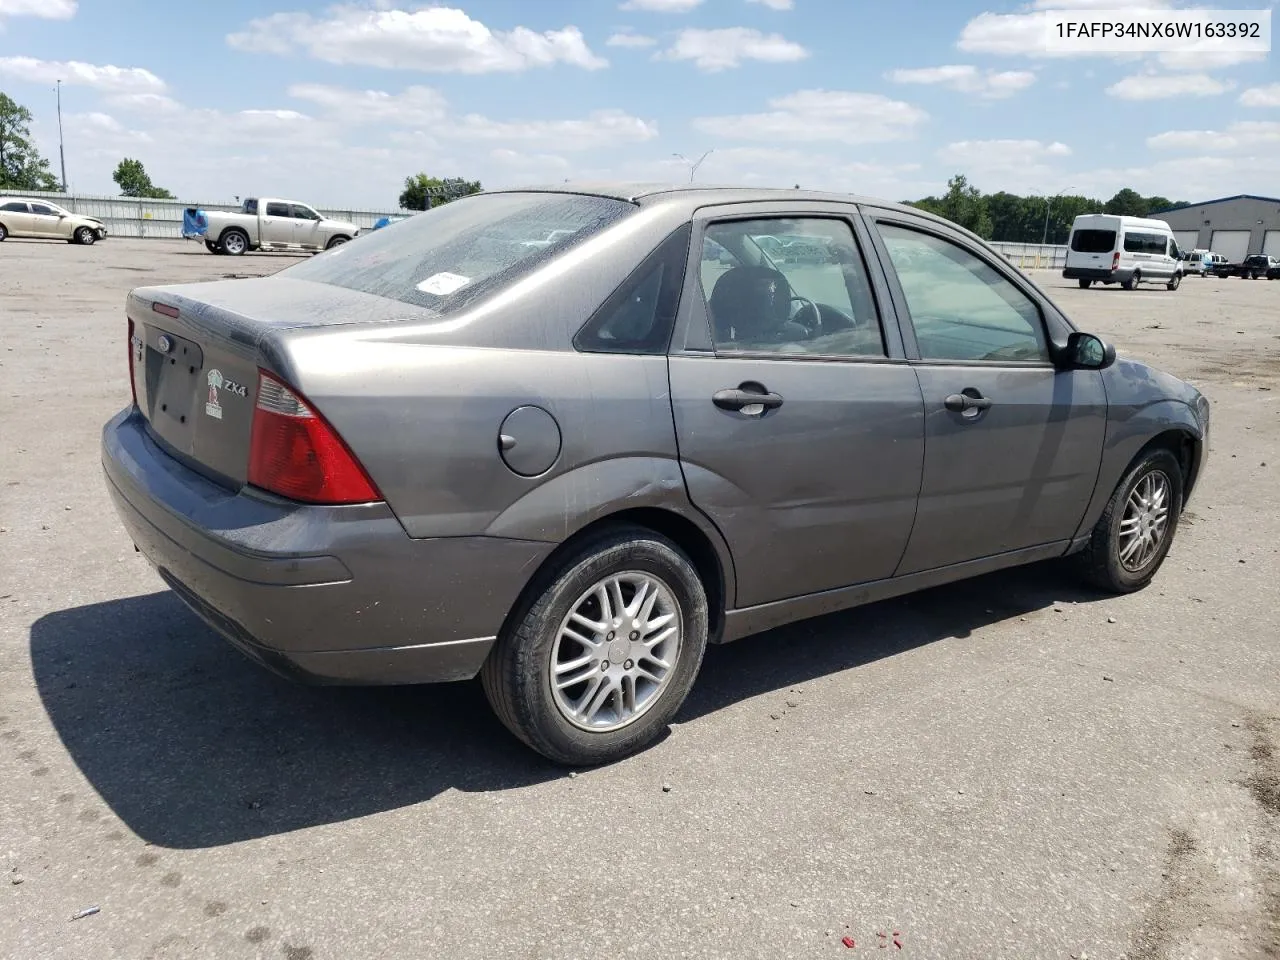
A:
74 226 96 245
325 234 350 250
481 528 709 766
1076 448 1183 593
1167 272 1182 291
0 222 8 241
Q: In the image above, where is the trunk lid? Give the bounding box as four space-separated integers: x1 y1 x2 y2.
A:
127 276 426 490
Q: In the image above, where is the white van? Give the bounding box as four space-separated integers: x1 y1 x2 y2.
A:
1063 214 1184 291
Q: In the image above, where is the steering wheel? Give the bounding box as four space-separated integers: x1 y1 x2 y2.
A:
789 295 822 338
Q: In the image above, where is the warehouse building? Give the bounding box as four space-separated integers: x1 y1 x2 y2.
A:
1151 194 1280 264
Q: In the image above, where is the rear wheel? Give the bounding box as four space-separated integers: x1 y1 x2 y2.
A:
1122 270 1140 290
1167 272 1182 291
0 222 7 241
1078 278 1093 289
74 226 96 245
1075 448 1183 593
220 229 248 256
481 528 709 766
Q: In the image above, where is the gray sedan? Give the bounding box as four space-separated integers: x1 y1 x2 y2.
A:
102 183 1210 766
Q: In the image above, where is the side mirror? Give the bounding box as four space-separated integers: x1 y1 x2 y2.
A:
1064 331 1116 370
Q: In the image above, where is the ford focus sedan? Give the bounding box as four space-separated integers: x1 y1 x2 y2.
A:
102 183 1210 766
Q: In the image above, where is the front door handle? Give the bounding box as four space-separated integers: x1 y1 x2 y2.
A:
944 391 993 413
713 386 784 414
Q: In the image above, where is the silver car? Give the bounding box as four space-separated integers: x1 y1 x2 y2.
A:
102 183 1210 766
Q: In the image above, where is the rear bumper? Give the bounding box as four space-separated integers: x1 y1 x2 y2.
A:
101 407 553 684
1063 267 1134 282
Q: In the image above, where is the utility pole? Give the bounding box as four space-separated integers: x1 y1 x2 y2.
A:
1042 195 1052 245
673 150 713 183
56 79 68 192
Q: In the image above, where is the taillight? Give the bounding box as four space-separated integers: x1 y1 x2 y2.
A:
127 317 138 407
247 370 381 505
1111 252 1120 270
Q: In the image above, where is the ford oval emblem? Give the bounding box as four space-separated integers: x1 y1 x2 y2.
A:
157 334 172 353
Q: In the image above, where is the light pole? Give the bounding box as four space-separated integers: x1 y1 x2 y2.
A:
56 79 68 192
673 150 713 183
1038 186 1077 245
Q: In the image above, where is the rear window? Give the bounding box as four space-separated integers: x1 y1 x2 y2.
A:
1071 229 1115 253
282 193 636 315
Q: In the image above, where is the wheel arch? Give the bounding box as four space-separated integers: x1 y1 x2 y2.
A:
326 234 351 249
497 507 731 648
1135 428 1202 507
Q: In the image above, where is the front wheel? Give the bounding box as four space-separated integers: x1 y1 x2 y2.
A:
74 226 96 245
325 235 350 250
1167 272 1182 291
0 222 8 241
481 528 709 766
1075 448 1183 593
1078 278 1093 289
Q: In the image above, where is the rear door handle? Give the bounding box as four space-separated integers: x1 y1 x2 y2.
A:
944 392 993 413
713 387 784 414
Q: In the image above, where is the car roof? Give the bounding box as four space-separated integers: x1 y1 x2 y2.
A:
483 180 969 237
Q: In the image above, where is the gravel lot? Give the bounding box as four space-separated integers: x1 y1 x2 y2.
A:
2 238 1278 960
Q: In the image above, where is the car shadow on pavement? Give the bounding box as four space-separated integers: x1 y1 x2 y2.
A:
31 562 1102 850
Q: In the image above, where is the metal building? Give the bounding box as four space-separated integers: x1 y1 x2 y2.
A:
1151 195 1280 264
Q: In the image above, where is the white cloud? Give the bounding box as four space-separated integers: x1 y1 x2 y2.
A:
940 139 1071 163
657 27 808 71
935 139 1073 195
291 83 656 151
288 83 448 126
106 93 182 113
619 0 703 10
226 6 607 73
0 0 75 20
1156 49 1267 70
1107 72 1233 100
747 0 794 9
1241 83 1280 108
887 64 1036 99
488 148 571 174
0 56 165 93
695 90 927 144
1066 154 1280 203
1147 121 1280 152
606 32 657 48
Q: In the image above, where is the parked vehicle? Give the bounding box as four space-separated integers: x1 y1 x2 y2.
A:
1209 254 1279 279
1063 214 1184 290
372 215 409 231
103 183 1210 766
187 198 359 255
0 197 107 244
1188 251 1229 276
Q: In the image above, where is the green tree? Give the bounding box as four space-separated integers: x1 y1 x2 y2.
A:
1104 187 1147 217
399 173 482 211
0 91 59 192
932 174 993 238
112 157 174 199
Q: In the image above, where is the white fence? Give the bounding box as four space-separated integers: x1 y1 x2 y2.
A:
988 242 1068 270
16 190 405 240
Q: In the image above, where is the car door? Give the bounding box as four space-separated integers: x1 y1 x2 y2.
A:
261 201 293 246
0 201 33 237
862 210 1108 574
28 202 66 238
290 204 322 249
668 206 925 608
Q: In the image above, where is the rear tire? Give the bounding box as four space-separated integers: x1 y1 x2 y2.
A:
481 527 709 767
0 222 8 241
1167 272 1182 291
1075 448 1183 594
220 229 249 256
74 226 96 245
1122 271 1140 290
1078 278 1093 289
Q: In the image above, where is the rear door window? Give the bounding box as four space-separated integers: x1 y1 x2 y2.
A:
265 202 289 217
1071 229 1115 253
574 225 690 355
1 201 29 212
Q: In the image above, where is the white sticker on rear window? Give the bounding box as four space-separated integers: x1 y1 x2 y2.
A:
416 272 471 296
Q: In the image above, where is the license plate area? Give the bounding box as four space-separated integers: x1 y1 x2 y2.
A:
145 327 205 430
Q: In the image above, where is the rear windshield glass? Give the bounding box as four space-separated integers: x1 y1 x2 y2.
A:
1071 229 1116 253
283 193 636 315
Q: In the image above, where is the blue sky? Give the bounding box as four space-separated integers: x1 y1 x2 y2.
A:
1 0 1276 210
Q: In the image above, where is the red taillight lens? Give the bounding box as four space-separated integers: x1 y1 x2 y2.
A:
127 317 138 407
247 370 381 505
1111 252 1120 270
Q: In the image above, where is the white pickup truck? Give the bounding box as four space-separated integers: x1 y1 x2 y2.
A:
192 198 360 256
